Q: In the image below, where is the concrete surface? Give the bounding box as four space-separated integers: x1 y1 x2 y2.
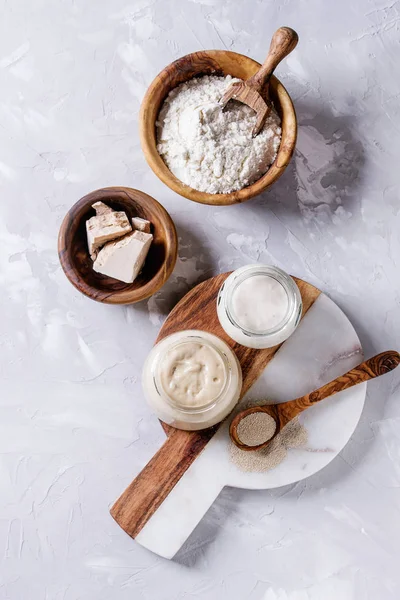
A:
1 0 400 598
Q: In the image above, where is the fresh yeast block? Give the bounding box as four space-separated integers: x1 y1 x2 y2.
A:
93 231 153 283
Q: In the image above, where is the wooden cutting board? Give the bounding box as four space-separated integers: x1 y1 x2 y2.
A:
110 272 320 545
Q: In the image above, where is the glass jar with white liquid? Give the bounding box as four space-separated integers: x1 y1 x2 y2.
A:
142 330 242 430
217 264 302 349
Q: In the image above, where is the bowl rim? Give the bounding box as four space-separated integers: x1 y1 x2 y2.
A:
140 49 297 206
58 186 178 305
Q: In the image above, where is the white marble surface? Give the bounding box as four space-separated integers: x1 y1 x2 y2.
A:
1 0 400 598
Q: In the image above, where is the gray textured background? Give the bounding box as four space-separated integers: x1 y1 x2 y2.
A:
1 0 400 598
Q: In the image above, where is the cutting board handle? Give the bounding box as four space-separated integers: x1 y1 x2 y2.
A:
111 430 199 537
110 426 221 557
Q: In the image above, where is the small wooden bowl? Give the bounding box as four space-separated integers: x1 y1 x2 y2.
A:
58 187 178 304
140 50 297 206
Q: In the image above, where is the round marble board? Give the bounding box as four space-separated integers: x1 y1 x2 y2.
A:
121 273 366 559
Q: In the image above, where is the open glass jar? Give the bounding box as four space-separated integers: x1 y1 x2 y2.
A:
217 264 302 349
142 330 242 430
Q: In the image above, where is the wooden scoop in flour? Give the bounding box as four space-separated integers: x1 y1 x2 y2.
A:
230 350 400 451
220 26 298 136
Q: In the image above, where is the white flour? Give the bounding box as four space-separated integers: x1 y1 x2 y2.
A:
156 75 281 194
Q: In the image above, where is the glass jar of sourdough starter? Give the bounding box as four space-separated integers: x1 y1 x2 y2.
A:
142 330 242 430
217 264 302 349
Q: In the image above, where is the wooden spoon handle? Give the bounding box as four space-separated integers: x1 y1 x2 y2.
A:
277 350 400 426
247 27 298 92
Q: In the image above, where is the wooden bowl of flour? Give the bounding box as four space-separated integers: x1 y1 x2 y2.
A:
140 50 297 206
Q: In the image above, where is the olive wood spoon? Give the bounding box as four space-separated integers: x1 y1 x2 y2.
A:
220 26 298 136
230 350 400 451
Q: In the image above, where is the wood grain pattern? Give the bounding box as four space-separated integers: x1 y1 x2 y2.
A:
58 187 178 304
139 50 297 206
221 27 298 136
247 27 299 92
110 273 321 539
230 350 400 451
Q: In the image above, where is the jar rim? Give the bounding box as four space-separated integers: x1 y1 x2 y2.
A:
221 265 302 337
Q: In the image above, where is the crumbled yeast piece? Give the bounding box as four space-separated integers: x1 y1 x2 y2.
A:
86 202 131 259
132 216 151 233
92 201 113 215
